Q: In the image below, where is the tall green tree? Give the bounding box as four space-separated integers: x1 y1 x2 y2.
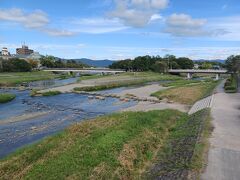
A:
226 55 240 73
40 56 55 68
177 57 194 69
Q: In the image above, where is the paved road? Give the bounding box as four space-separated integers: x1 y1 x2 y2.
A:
202 81 240 180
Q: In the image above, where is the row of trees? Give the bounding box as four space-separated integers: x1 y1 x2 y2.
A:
109 55 194 72
194 61 225 69
40 56 87 68
0 56 88 72
0 58 36 72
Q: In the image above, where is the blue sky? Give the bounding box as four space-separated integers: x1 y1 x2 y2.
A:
0 0 240 60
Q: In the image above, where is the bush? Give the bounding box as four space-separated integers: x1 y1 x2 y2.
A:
0 93 16 103
42 91 61 96
224 76 238 93
1 58 32 72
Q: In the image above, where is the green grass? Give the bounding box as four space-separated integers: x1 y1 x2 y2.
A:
0 71 63 87
74 79 157 92
0 110 187 179
145 109 212 179
0 93 16 103
78 74 111 81
74 72 182 92
190 109 213 178
152 80 219 105
162 78 212 87
41 91 61 96
224 75 238 93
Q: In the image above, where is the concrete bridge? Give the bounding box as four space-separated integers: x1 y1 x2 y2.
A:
169 69 229 80
43 68 125 75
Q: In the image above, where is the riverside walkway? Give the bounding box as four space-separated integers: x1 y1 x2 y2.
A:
202 81 240 180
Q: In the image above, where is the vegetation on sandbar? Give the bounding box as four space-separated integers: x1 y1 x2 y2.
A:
42 91 61 96
74 72 182 92
0 93 16 103
152 80 219 105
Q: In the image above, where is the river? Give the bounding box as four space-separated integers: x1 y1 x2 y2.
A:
0 78 137 158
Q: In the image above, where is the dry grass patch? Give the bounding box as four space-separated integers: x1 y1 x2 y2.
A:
152 81 219 105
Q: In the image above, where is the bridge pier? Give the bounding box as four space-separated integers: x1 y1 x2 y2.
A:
187 73 193 79
215 74 220 80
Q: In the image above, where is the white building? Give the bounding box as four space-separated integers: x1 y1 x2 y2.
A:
1 47 10 56
194 64 199 69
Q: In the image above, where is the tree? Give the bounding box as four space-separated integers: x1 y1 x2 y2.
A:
11 58 32 72
201 62 213 69
1 58 32 72
28 59 39 69
0 57 3 70
163 55 176 69
226 55 240 73
176 57 194 69
40 56 55 68
132 55 155 71
109 59 132 71
151 61 168 73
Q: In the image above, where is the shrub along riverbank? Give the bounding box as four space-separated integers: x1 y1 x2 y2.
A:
0 93 16 103
224 75 238 93
0 109 211 179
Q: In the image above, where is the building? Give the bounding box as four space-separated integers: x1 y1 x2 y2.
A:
194 64 199 69
16 45 34 55
0 47 11 60
1 47 10 56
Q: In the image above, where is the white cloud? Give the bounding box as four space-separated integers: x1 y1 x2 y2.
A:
41 28 77 37
150 14 163 21
0 8 49 28
207 16 240 41
70 18 128 33
0 8 75 37
109 0 168 27
131 0 168 9
163 13 229 37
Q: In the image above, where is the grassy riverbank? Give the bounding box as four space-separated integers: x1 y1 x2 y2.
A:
0 110 186 179
145 109 212 179
0 93 16 103
0 71 64 87
152 80 219 105
0 109 211 179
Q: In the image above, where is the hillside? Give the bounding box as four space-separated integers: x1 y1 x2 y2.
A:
73 58 115 67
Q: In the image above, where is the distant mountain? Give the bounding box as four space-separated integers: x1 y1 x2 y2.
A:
194 59 225 64
73 58 115 67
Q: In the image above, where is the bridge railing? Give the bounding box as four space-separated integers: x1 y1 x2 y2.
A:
168 69 228 74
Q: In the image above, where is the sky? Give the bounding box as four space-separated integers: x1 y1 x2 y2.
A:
0 0 240 60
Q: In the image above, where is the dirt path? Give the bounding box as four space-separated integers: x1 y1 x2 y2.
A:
202 81 240 180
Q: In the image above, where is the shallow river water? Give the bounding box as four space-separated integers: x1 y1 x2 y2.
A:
0 88 136 158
